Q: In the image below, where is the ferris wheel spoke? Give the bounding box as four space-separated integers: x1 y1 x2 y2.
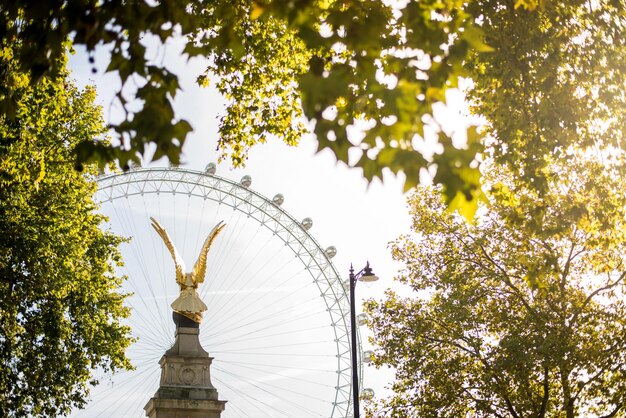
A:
212 365 327 417
207 204 240 265
208 270 304 329
192 196 209 257
212 375 281 417
217 356 337 388
205 292 320 341
114 201 170 335
206 272 313 335
125 294 172 347
74 360 158 417
212 351 335 358
206 297 322 343
207 311 328 342
199 207 254 311
181 189 192 254
202 219 263 296
213 339 334 353
206 206 248 285
205 312 329 346
153 194 172 328
235 369 331 404
132 331 170 352
218 359 337 374
205 230 288 317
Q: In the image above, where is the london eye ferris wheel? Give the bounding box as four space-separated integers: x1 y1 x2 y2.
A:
69 165 370 418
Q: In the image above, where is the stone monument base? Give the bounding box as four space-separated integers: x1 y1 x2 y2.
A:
144 323 226 417
144 398 225 418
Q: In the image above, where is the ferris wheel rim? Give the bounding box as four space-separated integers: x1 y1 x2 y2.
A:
95 166 364 418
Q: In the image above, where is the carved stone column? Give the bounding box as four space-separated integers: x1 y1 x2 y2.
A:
144 317 226 418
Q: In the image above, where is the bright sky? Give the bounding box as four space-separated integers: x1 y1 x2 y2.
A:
67 35 474 414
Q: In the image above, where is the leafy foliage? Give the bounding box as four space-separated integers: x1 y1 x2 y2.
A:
365 153 626 417
2 1 624 218
0 49 132 416
467 0 626 192
0 0 498 214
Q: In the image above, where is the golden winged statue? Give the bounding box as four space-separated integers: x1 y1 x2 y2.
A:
150 217 226 324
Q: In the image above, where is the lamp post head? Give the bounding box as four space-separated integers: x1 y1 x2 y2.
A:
359 261 379 283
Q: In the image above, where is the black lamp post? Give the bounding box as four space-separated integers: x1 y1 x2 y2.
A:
349 262 378 418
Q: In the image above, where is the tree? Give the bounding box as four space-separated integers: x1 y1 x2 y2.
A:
364 2 626 413
365 156 626 416
0 48 132 416
361 1 626 414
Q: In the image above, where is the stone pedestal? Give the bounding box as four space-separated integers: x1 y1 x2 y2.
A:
144 326 226 418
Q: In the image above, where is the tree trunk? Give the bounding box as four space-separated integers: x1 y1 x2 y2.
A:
560 367 574 418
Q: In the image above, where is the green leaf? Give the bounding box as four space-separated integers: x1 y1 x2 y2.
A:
462 26 495 53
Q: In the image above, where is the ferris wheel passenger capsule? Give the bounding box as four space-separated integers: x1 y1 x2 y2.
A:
240 175 252 188
362 350 374 363
325 246 337 259
301 217 313 230
272 193 284 206
205 162 216 175
357 313 369 326
360 388 375 400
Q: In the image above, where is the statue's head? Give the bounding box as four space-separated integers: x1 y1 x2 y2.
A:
185 272 194 284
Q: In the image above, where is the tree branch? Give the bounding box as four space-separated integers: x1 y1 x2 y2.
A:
599 403 622 418
572 270 626 325
453 225 539 319
422 316 521 418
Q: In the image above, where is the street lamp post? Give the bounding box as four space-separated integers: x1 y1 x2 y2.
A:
349 262 379 418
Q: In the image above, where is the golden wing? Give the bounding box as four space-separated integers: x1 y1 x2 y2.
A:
150 217 185 285
192 221 226 285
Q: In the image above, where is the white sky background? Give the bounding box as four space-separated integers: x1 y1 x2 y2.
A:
67 34 475 411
